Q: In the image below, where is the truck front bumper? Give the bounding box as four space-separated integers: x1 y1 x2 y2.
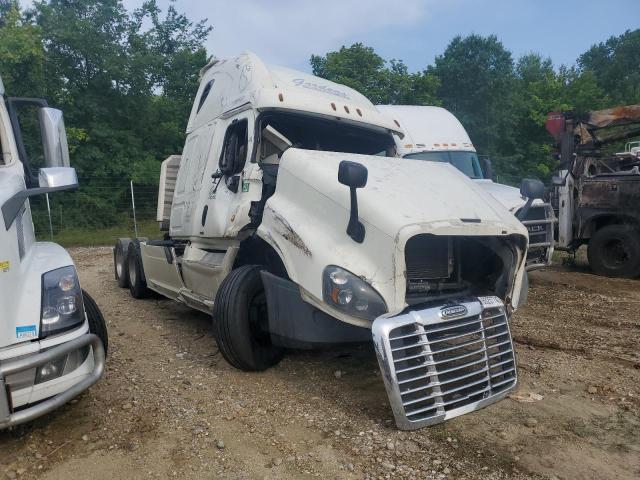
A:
372 296 517 430
0 334 105 430
520 202 556 270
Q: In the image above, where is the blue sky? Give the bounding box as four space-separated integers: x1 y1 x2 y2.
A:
22 0 640 72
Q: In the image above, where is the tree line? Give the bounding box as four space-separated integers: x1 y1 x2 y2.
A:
0 0 638 230
311 34 640 182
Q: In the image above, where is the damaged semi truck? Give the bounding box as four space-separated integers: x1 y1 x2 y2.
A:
0 75 107 429
114 53 530 429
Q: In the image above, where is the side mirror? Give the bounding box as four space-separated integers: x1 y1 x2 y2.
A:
516 178 545 221
39 107 70 168
520 178 545 200
338 161 368 188
480 157 493 180
38 167 78 189
338 161 367 243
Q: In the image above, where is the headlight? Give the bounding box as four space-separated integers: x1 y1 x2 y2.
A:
322 265 387 321
40 266 85 337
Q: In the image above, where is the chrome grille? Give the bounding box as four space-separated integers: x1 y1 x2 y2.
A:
518 203 555 269
373 297 517 430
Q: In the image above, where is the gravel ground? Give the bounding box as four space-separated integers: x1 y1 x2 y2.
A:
1 247 639 480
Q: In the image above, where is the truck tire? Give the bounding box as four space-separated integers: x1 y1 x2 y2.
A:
82 289 109 355
212 265 284 371
587 225 640 278
127 240 151 298
114 238 132 288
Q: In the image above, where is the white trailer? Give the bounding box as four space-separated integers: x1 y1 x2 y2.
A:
377 105 555 270
115 53 530 429
0 75 106 429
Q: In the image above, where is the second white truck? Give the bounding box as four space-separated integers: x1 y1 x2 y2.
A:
377 105 554 271
115 53 531 429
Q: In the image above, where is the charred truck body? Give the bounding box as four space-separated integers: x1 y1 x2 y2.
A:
115 53 530 429
547 105 640 277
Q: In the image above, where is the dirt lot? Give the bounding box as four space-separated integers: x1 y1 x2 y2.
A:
1 247 639 480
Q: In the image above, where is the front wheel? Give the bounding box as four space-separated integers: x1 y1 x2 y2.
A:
212 265 284 371
82 289 108 355
587 225 640 278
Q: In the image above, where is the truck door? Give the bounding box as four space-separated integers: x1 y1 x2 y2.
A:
201 112 260 239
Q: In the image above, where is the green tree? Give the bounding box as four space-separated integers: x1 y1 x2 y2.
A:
0 5 45 97
18 0 211 229
310 43 439 105
509 54 570 180
311 43 389 103
429 34 517 158
578 29 640 105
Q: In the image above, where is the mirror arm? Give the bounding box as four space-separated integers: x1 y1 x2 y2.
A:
516 198 534 222
346 187 365 243
1 184 77 230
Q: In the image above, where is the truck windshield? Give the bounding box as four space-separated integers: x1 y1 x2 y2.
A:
258 111 395 158
404 151 484 179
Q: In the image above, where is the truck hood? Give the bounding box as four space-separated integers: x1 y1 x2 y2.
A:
473 179 526 212
259 149 528 319
278 149 525 236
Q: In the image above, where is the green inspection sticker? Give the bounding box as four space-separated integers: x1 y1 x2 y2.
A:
242 180 250 192
0 260 9 272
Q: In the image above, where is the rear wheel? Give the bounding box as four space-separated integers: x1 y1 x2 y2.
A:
587 225 640 278
82 289 108 355
213 265 284 371
127 240 151 298
114 238 132 288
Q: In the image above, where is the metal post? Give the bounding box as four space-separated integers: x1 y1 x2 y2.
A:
130 180 138 238
45 193 53 240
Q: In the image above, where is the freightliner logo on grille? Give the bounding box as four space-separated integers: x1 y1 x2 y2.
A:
440 305 468 319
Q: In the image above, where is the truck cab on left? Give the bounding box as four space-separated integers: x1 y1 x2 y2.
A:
0 75 106 429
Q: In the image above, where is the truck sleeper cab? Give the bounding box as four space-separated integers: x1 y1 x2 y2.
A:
377 105 555 271
0 76 106 429
116 53 528 429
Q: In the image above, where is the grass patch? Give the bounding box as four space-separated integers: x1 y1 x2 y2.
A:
36 219 162 247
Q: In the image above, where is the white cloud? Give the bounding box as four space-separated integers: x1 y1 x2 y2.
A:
122 0 433 70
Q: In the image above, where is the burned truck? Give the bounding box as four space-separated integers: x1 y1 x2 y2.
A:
114 53 531 429
547 105 640 277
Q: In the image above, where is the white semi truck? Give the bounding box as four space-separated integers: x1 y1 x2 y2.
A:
0 75 106 429
115 53 533 429
377 105 554 271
